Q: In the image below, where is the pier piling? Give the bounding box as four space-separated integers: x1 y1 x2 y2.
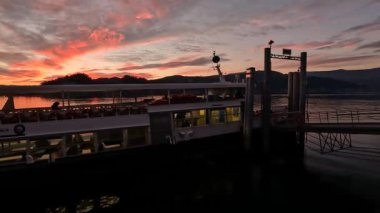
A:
243 67 255 151
263 48 272 157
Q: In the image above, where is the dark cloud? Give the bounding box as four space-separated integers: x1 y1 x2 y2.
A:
0 67 9 74
312 55 379 66
118 57 211 71
0 52 29 63
275 41 334 50
356 40 380 49
175 44 204 53
317 38 363 50
275 54 380 69
0 20 51 50
331 16 380 39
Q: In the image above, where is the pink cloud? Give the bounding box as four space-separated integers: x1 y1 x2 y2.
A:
136 11 155 20
107 12 130 28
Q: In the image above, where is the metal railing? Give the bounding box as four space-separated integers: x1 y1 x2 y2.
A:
306 109 380 124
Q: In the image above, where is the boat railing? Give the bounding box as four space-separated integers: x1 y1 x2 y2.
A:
0 103 149 124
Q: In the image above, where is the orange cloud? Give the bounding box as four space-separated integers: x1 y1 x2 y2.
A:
11 59 62 70
0 69 42 85
11 28 125 70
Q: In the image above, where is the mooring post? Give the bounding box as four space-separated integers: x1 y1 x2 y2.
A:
299 52 307 157
292 72 300 111
263 48 272 156
243 67 255 151
287 73 294 112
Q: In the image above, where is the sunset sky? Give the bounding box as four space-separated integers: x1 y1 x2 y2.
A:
0 0 379 85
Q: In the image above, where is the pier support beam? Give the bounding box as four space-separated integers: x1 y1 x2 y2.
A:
263 48 272 157
243 67 255 151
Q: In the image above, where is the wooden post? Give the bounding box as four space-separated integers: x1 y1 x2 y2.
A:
243 68 255 151
263 48 272 156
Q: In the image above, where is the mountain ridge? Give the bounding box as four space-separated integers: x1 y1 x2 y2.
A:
41 67 380 93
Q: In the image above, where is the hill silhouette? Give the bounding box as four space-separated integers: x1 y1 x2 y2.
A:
42 68 375 94
308 67 380 92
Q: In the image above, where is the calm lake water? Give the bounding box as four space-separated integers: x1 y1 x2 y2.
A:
0 94 379 212
2 94 380 111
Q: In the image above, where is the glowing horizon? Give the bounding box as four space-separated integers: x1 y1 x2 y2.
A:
0 0 379 85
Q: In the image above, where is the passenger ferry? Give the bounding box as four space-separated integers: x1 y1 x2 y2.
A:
0 83 246 166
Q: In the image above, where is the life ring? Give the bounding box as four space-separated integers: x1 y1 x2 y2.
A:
14 124 26 135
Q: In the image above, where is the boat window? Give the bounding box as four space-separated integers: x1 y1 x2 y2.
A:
226 107 241 122
97 130 123 150
191 109 207 126
210 109 226 124
124 127 150 147
173 109 207 128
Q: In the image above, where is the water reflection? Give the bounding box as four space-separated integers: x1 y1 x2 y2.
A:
45 195 120 213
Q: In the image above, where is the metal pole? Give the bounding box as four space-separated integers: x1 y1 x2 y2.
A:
263 48 272 156
243 68 255 151
287 73 294 112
